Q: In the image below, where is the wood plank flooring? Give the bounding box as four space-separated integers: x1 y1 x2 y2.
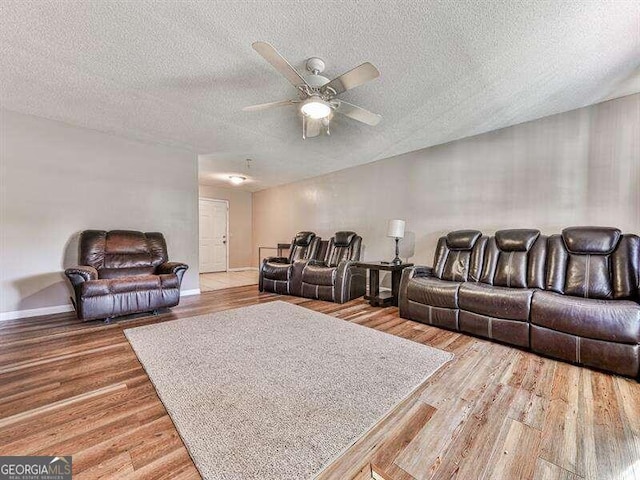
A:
0 286 638 479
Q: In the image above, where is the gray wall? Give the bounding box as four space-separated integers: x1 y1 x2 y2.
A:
253 94 640 267
198 184 253 269
0 109 200 315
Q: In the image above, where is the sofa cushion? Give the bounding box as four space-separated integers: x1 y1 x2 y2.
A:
262 278 289 295
110 275 161 294
80 274 177 298
334 231 357 247
531 291 640 344
99 267 156 279
562 227 621 254
301 283 334 301
459 282 534 321
495 229 540 252
302 264 335 286
531 325 639 378
262 261 291 281
293 231 316 246
406 277 461 309
288 232 319 263
405 300 458 330
458 310 530 348
446 230 482 250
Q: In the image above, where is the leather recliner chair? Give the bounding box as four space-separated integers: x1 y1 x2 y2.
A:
457 229 547 348
530 227 640 377
295 231 366 303
259 231 321 295
399 230 486 331
65 230 188 321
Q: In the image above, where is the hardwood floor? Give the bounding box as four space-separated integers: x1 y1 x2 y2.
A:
0 286 638 480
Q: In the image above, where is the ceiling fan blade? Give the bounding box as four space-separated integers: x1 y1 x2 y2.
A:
334 100 382 126
322 62 380 95
242 99 298 112
252 41 309 88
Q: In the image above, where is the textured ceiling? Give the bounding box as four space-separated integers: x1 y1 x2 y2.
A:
1 1 639 192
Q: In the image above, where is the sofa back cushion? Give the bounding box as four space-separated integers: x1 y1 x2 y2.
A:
288 231 320 262
433 230 485 282
479 229 546 289
80 230 168 279
324 231 362 267
546 227 639 300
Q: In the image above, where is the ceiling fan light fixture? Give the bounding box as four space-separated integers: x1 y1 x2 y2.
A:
228 175 246 185
244 42 382 134
300 97 331 119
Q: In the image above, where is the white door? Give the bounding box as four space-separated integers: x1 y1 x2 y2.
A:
199 199 228 273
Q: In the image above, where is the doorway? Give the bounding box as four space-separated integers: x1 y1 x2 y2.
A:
199 198 228 273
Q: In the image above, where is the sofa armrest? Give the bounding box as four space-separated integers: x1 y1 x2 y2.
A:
259 257 292 292
412 266 433 278
334 260 366 303
265 256 290 264
156 262 189 285
156 262 189 275
65 265 98 288
305 259 327 267
398 265 433 316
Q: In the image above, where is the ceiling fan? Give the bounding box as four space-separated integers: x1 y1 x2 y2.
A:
243 41 381 139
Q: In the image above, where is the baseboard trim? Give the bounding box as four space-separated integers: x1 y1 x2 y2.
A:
227 267 258 272
0 304 74 322
180 288 201 297
1 288 202 321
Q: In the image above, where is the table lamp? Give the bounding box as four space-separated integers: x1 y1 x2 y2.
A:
387 219 405 265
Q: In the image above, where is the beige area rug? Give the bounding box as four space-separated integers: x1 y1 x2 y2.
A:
124 301 453 480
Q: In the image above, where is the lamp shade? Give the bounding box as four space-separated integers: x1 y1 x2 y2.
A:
387 219 405 238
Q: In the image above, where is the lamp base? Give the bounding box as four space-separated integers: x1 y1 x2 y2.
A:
391 237 402 265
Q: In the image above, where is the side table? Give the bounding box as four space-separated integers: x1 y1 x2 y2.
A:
258 243 291 265
355 261 414 307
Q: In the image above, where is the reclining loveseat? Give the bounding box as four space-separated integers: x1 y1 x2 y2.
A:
399 227 640 378
65 230 188 321
259 231 366 303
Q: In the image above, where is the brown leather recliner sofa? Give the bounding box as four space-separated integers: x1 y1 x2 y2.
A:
65 230 188 321
399 227 640 378
259 231 366 303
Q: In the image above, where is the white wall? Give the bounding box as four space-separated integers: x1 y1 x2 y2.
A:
0 109 200 316
253 94 640 267
198 184 253 269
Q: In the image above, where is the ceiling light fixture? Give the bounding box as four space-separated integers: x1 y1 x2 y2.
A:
228 175 246 185
300 96 331 119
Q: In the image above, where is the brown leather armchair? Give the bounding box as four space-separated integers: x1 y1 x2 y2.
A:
259 231 321 294
295 231 366 303
65 230 188 321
